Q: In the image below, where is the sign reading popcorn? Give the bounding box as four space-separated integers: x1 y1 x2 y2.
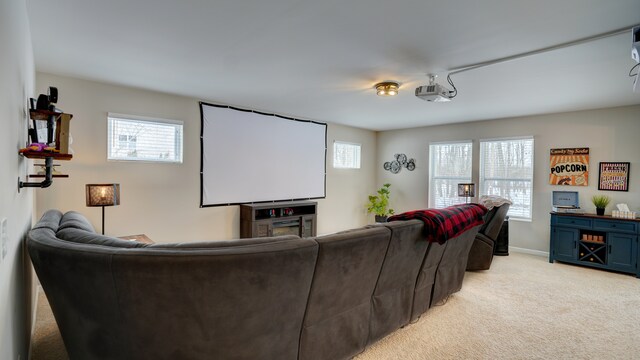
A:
549 148 589 186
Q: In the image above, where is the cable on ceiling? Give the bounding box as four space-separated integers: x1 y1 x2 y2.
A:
446 24 640 96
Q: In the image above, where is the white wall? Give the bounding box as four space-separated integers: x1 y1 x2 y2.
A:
35 73 377 241
0 0 35 359
377 106 640 252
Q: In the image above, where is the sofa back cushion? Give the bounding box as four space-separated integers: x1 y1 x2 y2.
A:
431 224 482 306
56 228 148 248
58 211 96 232
300 226 391 360
368 220 429 344
481 204 510 241
54 210 147 248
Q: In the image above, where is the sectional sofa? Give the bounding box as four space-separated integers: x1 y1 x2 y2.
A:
28 208 484 360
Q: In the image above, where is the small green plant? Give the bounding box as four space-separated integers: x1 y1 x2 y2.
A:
367 183 395 217
591 195 611 209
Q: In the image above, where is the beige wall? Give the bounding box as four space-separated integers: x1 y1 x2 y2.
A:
35 73 377 242
377 106 640 253
0 0 35 359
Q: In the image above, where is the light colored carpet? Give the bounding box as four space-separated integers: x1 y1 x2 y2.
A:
31 253 640 360
31 289 68 360
356 252 640 360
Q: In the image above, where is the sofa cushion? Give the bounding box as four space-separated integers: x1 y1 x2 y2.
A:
368 220 429 344
149 235 301 249
300 226 391 360
58 211 96 233
32 209 63 232
57 228 148 248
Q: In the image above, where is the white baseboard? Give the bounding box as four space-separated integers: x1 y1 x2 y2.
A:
28 285 42 360
509 246 549 257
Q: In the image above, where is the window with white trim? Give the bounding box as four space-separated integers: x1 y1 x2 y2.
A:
429 142 472 208
480 137 534 219
108 114 183 163
333 141 361 169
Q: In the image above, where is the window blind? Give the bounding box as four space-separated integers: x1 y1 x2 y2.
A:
429 142 472 208
333 141 361 169
107 114 183 163
480 137 534 219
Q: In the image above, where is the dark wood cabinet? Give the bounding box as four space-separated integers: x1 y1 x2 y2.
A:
550 212 639 278
240 201 317 238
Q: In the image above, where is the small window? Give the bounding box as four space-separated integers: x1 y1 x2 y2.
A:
108 113 183 163
333 141 361 169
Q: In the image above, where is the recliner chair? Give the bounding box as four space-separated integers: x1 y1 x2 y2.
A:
466 203 510 271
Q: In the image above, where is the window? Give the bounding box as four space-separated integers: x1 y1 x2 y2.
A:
108 113 183 163
429 142 472 208
333 141 361 169
480 137 534 219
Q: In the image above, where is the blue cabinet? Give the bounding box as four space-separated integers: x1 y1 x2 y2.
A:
550 227 578 262
608 233 637 273
550 213 640 278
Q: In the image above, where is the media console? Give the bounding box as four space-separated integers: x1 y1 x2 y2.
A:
549 212 640 278
240 201 317 238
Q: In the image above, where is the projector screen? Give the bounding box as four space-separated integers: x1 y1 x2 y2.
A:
200 102 327 207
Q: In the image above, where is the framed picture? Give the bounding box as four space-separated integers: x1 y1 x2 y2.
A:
598 162 630 191
549 148 589 186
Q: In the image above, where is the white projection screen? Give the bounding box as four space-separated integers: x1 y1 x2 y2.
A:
200 103 327 206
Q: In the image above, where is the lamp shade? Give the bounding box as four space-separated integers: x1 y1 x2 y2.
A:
86 184 120 207
457 183 476 197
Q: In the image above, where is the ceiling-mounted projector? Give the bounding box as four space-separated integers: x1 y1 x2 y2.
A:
415 75 453 102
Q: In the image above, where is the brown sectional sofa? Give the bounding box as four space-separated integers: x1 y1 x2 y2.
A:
28 210 482 360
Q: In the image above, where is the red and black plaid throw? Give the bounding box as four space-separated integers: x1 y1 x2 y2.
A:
387 204 488 244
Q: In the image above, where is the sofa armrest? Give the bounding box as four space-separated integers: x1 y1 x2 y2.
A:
475 233 495 247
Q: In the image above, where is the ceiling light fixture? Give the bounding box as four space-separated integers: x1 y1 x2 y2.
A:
375 82 399 96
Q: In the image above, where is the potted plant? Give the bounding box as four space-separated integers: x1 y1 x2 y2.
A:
591 195 611 216
367 183 395 222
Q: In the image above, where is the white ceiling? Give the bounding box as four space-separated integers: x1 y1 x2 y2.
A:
27 0 640 131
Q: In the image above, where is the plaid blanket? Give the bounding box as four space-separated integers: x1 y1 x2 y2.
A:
387 204 488 244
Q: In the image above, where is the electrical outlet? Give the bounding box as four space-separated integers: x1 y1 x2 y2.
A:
1 218 7 260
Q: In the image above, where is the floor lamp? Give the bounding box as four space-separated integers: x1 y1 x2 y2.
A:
86 184 120 235
457 183 476 204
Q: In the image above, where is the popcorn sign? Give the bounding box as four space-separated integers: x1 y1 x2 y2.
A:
549 148 589 186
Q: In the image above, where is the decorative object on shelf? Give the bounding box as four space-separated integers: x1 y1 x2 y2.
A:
86 184 121 235
598 162 630 191
375 81 399 96
383 153 415 173
29 86 58 143
549 147 589 186
613 210 637 219
591 195 611 216
19 86 73 191
457 183 476 203
35 163 62 175
367 183 395 222
612 203 636 219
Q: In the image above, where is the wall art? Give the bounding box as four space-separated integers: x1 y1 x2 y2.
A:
549 147 589 186
383 153 415 174
598 162 630 191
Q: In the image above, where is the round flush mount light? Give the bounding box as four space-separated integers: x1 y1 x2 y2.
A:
375 81 399 96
